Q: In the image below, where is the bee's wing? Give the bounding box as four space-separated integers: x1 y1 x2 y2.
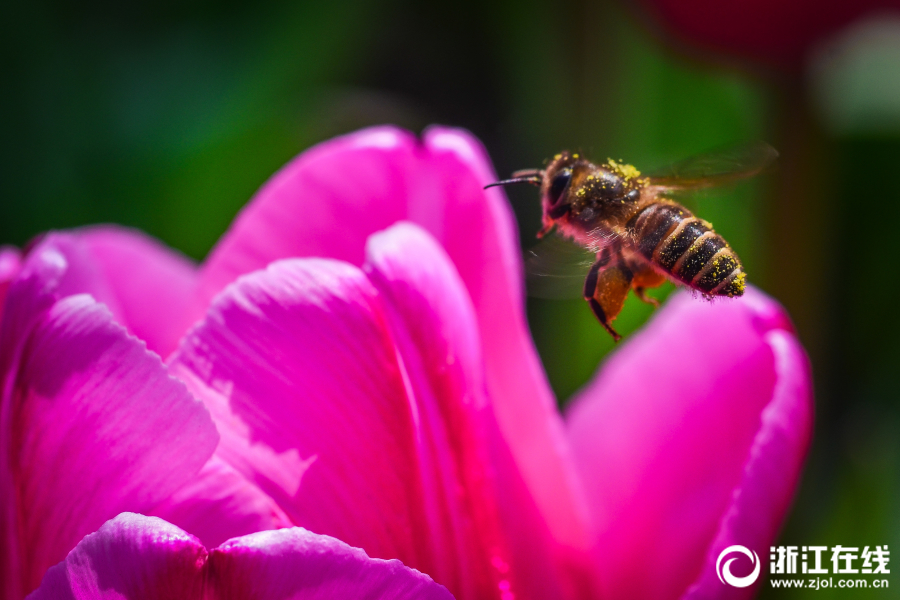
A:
645 141 778 191
524 234 599 299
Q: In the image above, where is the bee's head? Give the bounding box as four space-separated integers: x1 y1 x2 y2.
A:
541 152 583 218
542 152 645 221
484 151 631 218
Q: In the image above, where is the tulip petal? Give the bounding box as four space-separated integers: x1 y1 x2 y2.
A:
73 226 197 358
169 258 437 579
0 239 219 597
0 246 20 323
421 128 591 554
210 527 455 600
363 223 567 599
681 328 812 600
190 126 417 311
188 126 590 554
151 455 293 550
565 288 812 600
29 513 454 600
42 227 196 358
363 222 501 598
27 514 208 600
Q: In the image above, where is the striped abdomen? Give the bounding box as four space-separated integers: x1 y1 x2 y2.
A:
627 202 745 297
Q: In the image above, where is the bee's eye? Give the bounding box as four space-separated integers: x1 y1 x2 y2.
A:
548 168 572 205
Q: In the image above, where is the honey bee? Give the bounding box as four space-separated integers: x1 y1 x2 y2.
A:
486 142 777 341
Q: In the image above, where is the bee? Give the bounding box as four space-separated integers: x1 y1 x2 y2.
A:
486 142 777 341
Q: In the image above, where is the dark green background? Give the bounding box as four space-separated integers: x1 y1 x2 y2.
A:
2 1 897 597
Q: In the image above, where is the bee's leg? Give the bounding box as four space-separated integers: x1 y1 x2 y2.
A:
583 253 633 342
633 286 659 308
625 252 667 308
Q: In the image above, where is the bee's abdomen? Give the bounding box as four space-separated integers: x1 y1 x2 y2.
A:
628 202 745 297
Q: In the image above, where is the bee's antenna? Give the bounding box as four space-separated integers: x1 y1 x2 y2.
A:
484 174 542 190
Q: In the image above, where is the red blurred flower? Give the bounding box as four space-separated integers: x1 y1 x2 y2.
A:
639 0 896 68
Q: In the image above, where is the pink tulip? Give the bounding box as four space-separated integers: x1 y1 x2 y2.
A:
6 126 813 600
160 126 812 599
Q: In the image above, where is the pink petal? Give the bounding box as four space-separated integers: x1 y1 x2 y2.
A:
421 129 591 555
42 227 196 358
27 514 208 600
682 328 812 600
151 455 293 550
169 258 438 581
0 238 219 597
28 513 454 600
210 526 454 600
362 223 568 599
362 223 500 597
189 126 418 314
565 288 813 600
73 226 197 358
0 246 21 324
187 126 589 555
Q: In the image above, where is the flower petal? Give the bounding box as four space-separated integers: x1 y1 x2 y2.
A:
72 226 197 358
189 126 418 314
682 328 812 600
0 246 21 323
169 258 437 580
187 126 590 555
28 513 454 600
0 238 219 597
210 527 454 600
421 128 591 555
27 514 207 600
363 223 569 599
39 228 196 358
363 222 502 598
565 288 812 600
151 455 293 550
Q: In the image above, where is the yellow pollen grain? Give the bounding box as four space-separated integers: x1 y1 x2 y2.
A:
732 272 746 295
606 158 642 181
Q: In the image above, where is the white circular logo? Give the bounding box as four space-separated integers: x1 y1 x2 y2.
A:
716 545 761 588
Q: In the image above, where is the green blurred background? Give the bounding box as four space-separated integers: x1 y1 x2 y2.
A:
2 0 898 596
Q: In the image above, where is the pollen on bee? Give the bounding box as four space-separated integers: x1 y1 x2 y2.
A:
605 158 642 181
729 272 747 296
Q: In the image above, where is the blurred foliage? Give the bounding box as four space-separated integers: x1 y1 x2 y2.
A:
1 0 898 597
